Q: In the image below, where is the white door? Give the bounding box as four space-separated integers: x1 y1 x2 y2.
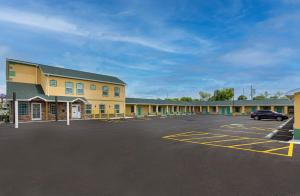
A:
31 103 42 120
72 105 81 119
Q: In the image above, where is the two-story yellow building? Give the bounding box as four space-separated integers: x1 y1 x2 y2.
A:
6 59 126 121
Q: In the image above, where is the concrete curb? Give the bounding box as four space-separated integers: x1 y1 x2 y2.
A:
265 117 294 139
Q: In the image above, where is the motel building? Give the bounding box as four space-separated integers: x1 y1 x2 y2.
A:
287 89 300 140
6 59 294 123
6 59 126 122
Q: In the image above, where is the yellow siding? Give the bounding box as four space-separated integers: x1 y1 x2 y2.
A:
88 100 125 114
39 69 48 94
47 76 125 101
294 93 300 129
44 76 125 114
7 63 38 84
126 105 134 115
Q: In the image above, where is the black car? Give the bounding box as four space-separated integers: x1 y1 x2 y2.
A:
250 110 288 121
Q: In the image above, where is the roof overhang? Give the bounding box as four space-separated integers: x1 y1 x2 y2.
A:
286 88 300 100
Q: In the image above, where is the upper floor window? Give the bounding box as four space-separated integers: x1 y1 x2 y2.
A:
9 70 16 78
102 86 109 96
50 80 57 87
90 84 96 90
65 82 74 94
76 83 84 95
114 87 120 97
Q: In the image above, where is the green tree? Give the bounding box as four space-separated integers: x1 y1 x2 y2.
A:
210 88 234 101
180 97 193 102
263 91 270 98
199 91 211 101
238 95 247 100
253 95 266 100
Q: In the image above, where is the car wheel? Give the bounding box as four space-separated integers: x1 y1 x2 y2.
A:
276 116 283 121
254 116 259 120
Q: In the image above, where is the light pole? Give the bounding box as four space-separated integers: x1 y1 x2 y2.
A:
232 88 235 116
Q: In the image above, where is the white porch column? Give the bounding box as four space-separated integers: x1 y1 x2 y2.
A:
15 100 18 128
67 101 70 126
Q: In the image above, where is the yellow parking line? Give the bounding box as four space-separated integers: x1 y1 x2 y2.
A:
162 131 199 138
288 143 294 157
264 146 289 153
200 137 255 144
180 135 228 141
166 133 210 138
231 140 275 147
163 137 291 157
211 129 266 135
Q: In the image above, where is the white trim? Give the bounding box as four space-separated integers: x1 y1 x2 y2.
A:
31 103 42 120
44 73 126 86
28 96 47 102
71 97 87 103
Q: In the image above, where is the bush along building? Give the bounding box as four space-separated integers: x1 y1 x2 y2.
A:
6 59 294 122
6 59 126 122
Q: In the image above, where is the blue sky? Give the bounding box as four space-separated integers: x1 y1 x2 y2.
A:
0 0 300 99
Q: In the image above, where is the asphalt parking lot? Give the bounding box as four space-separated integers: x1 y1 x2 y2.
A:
0 115 299 196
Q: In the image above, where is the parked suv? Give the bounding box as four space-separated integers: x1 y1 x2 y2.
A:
250 110 288 121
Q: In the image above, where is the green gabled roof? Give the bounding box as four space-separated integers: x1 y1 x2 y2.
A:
6 82 87 102
126 98 294 106
7 59 126 85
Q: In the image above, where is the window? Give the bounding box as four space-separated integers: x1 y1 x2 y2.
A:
85 104 92 114
9 70 16 77
102 86 109 96
50 80 57 87
18 102 28 115
76 83 84 95
65 82 74 94
114 104 120 113
130 105 134 113
49 103 57 115
90 84 96 90
99 104 106 114
114 87 120 97
174 106 177 112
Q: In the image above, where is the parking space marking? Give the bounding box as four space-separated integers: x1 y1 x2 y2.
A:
180 135 228 141
231 140 275 147
163 131 294 158
200 137 254 144
264 146 289 152
211 129 266 135
220 125 275 132
288 143 294 157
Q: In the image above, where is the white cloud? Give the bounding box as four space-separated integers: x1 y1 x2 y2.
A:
0 84 6 94
0 7 88 36
0 7 214 54
220 47 295 67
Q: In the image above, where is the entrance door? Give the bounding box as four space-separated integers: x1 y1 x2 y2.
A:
72 105 81 119
137 106 142 116
226 106 231 115
31 103 42 120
